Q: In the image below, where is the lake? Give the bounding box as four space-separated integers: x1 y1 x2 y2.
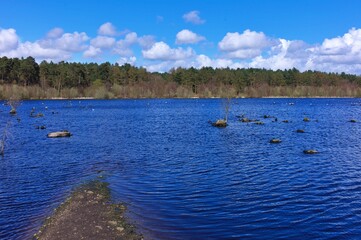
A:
1 98 361 239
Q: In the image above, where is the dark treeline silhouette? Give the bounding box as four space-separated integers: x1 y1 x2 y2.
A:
1 56 361 99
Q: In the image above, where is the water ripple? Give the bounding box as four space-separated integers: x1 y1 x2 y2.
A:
1 99 361 239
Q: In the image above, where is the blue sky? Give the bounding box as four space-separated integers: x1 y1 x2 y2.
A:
1 0 361 74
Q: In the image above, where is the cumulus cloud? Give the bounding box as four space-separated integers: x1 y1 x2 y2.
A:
176 29 205 44
0 27 87 62
183 11 205 25
83 46 102 58
4 41 71 62
39 31 89 52
98 22 117 36
138 35 156 49
117 56 137 66
248 39 306 70
114 32 139 56
311 28 361 65
0 28 19 52
218 30 277 59
196 54 233 68
90 36 116 49
46 28 64 39
142 41 195 60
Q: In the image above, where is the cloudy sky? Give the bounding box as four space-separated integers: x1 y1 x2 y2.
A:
1 0 361 74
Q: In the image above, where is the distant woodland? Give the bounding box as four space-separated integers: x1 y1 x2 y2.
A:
1 56 361 99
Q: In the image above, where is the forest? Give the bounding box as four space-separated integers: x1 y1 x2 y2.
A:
1 56 361 99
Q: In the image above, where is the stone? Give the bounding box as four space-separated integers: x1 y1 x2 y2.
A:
47 130 72 138
296 129 305 133
108 221 117 226
303 149 318 154
9 108 16 115
212 119 227 127
270 138 282 144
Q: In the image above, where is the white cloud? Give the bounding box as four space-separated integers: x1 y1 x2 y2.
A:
248 39 304 70
46 28 64 39
90 36 116 49
4 41 71 62
310 28 361 65
0 28 19 52
98 22 117 36
117 56 137 66
218 30 277 59
176 29 205 44
39 31 89 52
183 11 205 25
138 35 156 49
196 54 233 68
114 32 139 57
83 46 102 58
142 41 195 60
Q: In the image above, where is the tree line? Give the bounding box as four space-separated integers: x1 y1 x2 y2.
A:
1 56 361 99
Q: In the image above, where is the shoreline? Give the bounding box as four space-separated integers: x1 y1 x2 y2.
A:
1 96 361 101
33 181 142 240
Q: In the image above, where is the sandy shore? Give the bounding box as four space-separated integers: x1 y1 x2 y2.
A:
33 181 142 240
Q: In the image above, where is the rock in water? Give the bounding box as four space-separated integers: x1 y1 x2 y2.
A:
270 138 282 144
47 130 72 138
212 119 227 127
303 149 318 154
9 109 16 115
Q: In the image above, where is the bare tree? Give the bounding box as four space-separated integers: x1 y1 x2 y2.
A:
8 98 21 115
0 121 11 157
212 96 231 128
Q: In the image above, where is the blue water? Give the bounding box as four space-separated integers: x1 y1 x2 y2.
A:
1 98 361 239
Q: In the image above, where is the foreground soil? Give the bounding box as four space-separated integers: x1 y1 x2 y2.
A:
34 181 142 240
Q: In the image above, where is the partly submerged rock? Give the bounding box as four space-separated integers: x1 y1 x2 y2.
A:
296 129 305 133
303 149 318 154
270 138 282 144
241 118 250 122
350 119 357 123
9 108 16 115
47 130 72 138
303 117 310 122
212 119 227 127
254 121 264 125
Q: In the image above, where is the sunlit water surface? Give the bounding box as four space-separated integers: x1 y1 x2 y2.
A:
1 98 361 239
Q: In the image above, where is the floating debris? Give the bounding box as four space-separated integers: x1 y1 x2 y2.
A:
350 119 357 123
303 117 310 122
296 129 305 133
